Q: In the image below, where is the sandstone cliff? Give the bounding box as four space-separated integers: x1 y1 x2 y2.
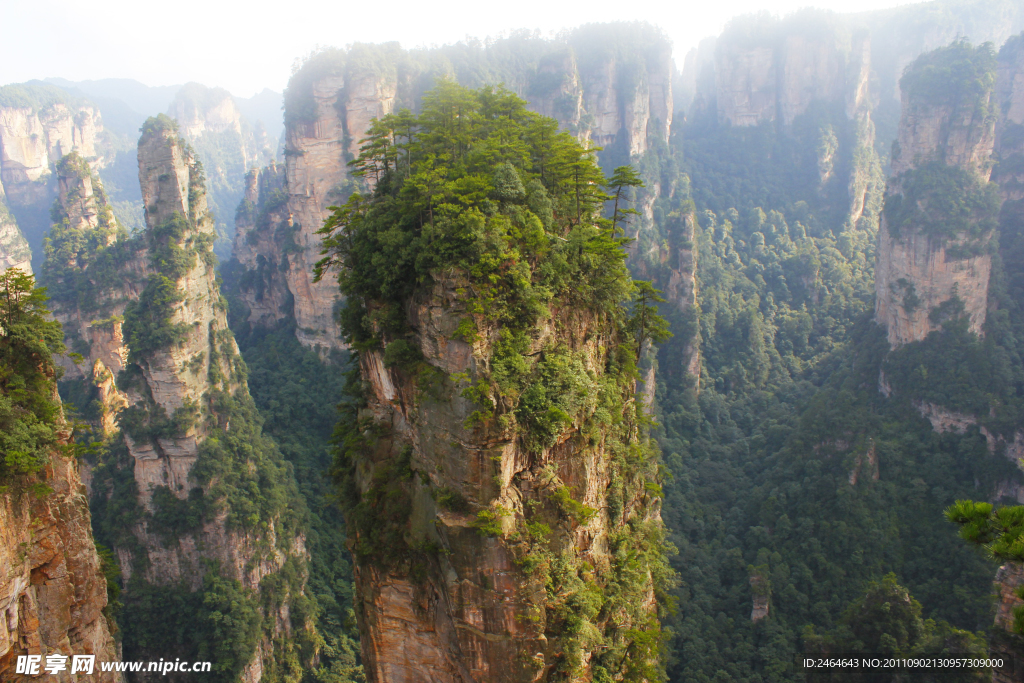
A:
703 12 881 231
0 85 112 266
231 28 675 354
995 35 1024 201
0 443 122 682
41 117 314 681
349 277 665 682
874 42 999 347
0 273 121 681
317 86 669 683
0 181 31 274
229 163 293 331
712 12 871 128
168 83 277 260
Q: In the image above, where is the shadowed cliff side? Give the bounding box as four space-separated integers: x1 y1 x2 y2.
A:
0 84 122 270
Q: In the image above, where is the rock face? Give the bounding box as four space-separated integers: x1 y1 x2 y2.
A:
42 152 140 405
168 83 277 259
702 13 881 230
0 86 110 264
42 118 312 681
0 455 122 682
874 43 999 347
0 181 31 274
230 163 293 330
712 13 871 128
995 36 1024 201
232 28 675 353
348 274 664 682
992 563 1024 683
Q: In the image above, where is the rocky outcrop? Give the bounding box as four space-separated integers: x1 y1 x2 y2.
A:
42 152 140 402
168 84 277 258
995 35 1024 201
0 86 111 264
704 13 881 230
992 563 1024 683
713 13 871 128
230 163 293 330
0 182 31 274
232 28 675 353
0 423 121 681
42 117 312 680
348 272 664 682
280 70 374 350
875 42 999 347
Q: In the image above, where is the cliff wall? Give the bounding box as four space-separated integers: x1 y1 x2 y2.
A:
0 447 122 682
995 36 1024 201
168 83 277 259
232 28 675 353
0 87 111 265
0 180 31 274
317 86 669 683
874 42 999 347
41 117 313 681
712 14 871 128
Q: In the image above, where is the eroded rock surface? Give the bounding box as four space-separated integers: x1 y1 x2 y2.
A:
0 438 121 682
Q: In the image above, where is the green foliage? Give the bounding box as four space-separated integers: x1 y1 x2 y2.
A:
189 390 306 536
549 485 598 525
627 281 672 360
803 575 990 682
474 507 507 536
320 83 671 681
0 83 78 110
121 274 189 360
0 269 65 479
230 325 362 682
607 165 644 234
315 81 631 350
147 485 208 543
120 569 263 683
140 113 179 138
652 93 1011 682
946 500 1024 564
884 161 1001 244
95 542 122 625
900 40 997 115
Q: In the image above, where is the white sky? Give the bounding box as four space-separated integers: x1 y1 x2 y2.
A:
2 0 917 98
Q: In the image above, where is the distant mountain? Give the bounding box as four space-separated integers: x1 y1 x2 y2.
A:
235 87 284 140
44 77 181 120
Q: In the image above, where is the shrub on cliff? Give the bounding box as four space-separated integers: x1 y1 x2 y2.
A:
0 268 66 479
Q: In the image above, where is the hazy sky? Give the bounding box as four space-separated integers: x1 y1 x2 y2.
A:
4 0 917 98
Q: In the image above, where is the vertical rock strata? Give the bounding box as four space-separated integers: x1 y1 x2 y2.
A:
874 43 999 347
713 14 872 128
995 35 1024 201
0 86 109 263
0 432 121 682
232 30 676 354
322 88 669 683
0 180 31 273
167 83 277 258
230 163 293 330
41 117 313 681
